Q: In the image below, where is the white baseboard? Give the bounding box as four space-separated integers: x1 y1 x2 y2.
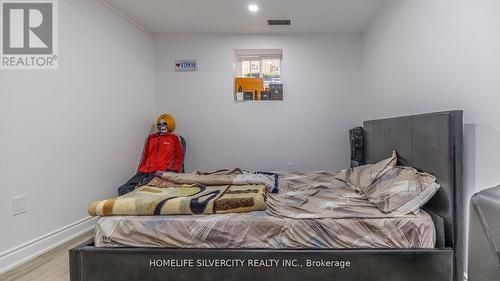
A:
0 216 97 274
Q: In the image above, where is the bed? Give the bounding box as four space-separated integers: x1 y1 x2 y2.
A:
93 169 437 249
69 110 464 281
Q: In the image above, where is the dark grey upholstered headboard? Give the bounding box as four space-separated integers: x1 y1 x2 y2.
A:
362 110 463 280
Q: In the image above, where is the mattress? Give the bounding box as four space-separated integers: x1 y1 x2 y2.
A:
94 210 435 248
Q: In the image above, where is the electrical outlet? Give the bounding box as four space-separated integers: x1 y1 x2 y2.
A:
12 195 27 216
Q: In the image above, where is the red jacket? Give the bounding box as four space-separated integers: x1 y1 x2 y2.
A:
138 133 183 173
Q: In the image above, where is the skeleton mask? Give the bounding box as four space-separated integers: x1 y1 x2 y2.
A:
158 119 168 134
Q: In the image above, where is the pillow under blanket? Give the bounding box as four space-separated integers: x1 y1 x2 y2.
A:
334 151 397 191
363 166 440 214
159 169 279 193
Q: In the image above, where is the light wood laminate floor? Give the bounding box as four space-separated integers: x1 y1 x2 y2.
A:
0 231 93 281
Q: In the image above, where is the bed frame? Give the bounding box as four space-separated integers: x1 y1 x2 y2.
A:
69 110 464 281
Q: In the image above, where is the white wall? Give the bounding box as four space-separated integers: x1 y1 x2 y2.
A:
155 34 363 172
363 0 500 275
364 0 500 192
0 0 155 270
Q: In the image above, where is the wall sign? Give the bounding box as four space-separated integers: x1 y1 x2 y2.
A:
175 59 197 71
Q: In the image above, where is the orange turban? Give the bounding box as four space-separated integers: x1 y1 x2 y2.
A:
156 113 176 133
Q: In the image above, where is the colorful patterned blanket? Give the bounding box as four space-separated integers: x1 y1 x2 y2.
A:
89 183 266 216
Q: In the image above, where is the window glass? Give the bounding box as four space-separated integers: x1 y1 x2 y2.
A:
262 59 281 88
242 60 261 78
241 59 281 89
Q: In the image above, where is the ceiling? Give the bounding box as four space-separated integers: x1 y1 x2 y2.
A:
101 0 386 34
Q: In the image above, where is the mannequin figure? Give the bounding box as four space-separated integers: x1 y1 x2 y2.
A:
118 114 184 196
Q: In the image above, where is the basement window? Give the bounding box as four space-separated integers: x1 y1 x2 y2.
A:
234 49 283 101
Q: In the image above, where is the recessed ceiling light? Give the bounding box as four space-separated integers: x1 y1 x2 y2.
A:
248 4 259 13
